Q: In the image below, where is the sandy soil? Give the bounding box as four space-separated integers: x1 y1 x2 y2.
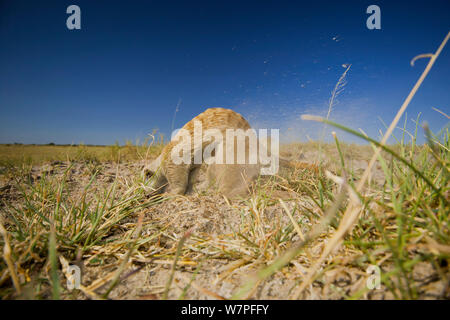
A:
0 146 448 300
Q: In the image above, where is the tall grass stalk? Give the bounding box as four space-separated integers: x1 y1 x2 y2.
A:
318 64 351 163
295 31 450 298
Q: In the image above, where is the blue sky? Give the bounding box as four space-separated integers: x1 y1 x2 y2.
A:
0 0 449 145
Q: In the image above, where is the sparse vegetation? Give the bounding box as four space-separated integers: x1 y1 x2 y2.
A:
0 127 448 299
0 139 165 168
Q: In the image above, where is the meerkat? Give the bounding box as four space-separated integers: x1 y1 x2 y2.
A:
143 108 318 198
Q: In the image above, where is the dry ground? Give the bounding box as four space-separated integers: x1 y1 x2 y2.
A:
0 142 448 300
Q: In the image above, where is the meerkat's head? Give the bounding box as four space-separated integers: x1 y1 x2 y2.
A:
142 155 167 194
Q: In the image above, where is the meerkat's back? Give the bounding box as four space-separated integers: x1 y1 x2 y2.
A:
144 108 255 196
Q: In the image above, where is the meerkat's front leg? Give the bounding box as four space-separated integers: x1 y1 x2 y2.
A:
164 162 191 195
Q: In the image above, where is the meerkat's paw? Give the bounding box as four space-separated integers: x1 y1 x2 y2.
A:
165 185 187 195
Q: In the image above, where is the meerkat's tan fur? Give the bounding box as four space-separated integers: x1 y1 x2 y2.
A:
143 108 317 198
